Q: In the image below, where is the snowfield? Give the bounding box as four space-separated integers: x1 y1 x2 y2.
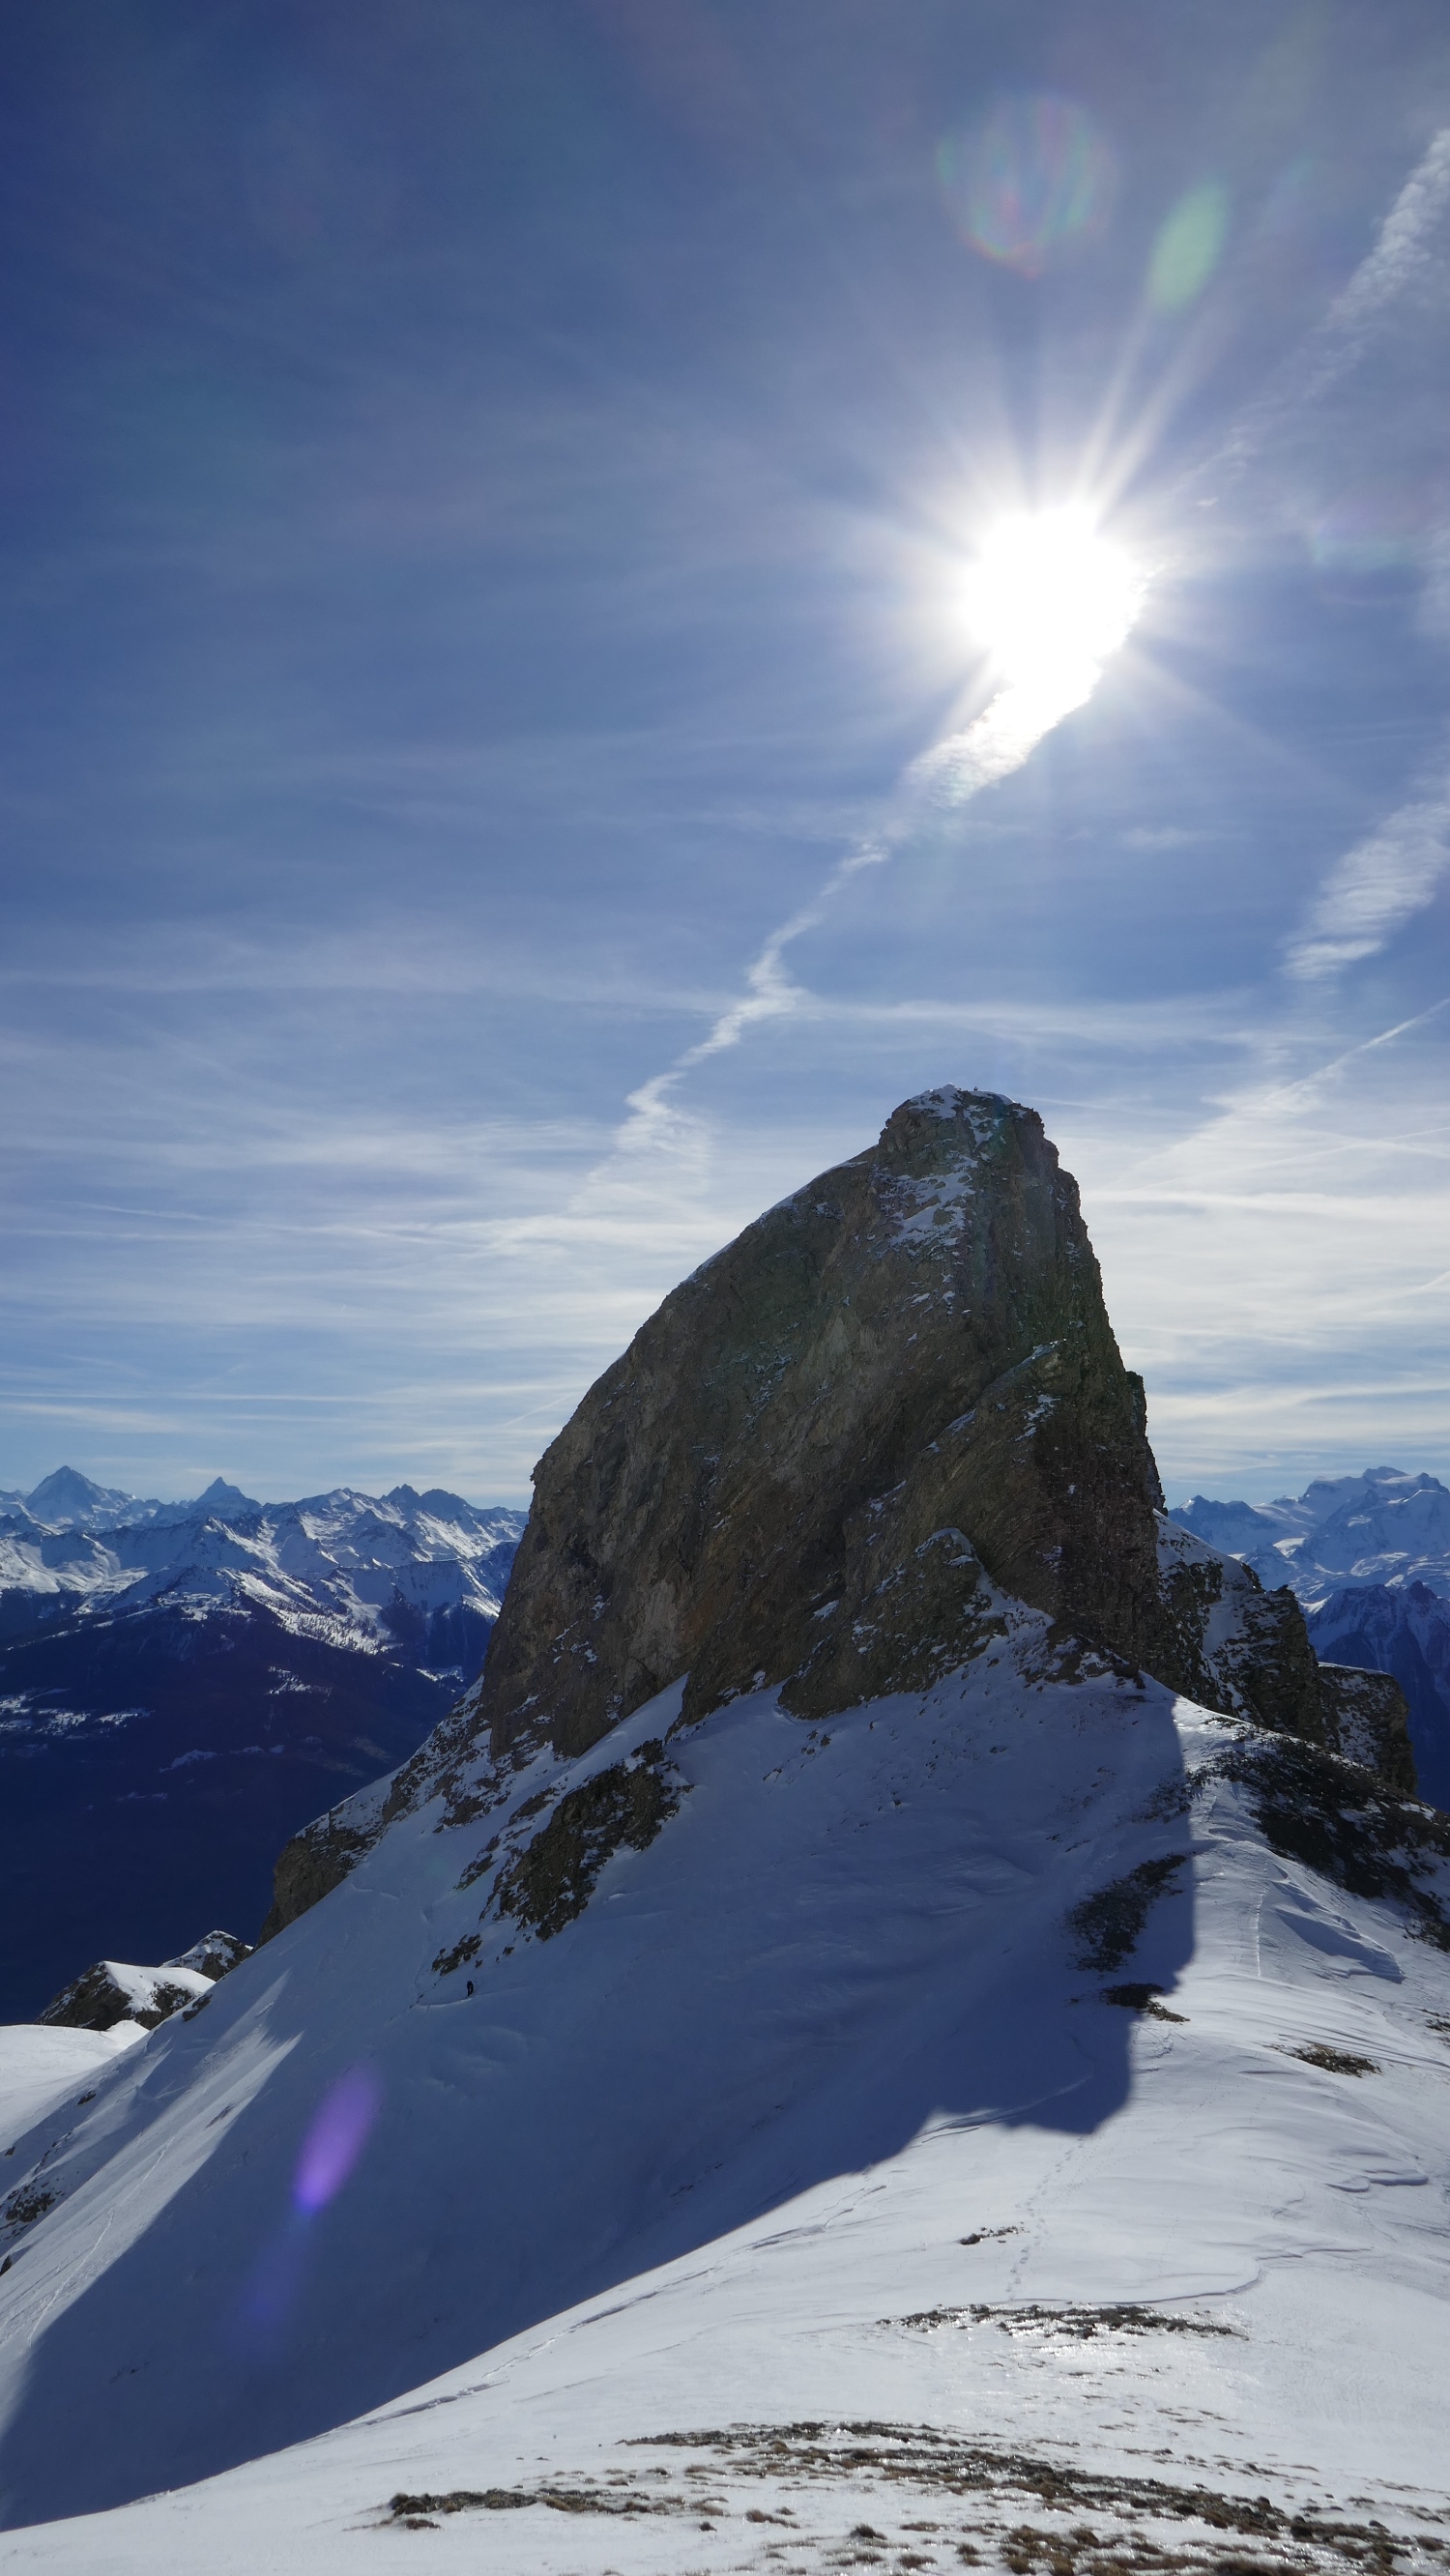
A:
1 1612 1448 2566
0 2026 144 2156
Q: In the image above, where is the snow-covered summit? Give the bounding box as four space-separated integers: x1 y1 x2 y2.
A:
1 1466 144 1534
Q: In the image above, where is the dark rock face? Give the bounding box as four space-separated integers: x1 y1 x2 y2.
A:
1307 1581 1450 1809
1155 1520 1416 1786
490 1742 682 1943
478 1090 1172 1758
37 1963 190 2033
1317 1664 1419 1799
258 1787 390 1943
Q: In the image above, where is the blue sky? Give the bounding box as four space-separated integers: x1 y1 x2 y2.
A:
3 0 1449 1507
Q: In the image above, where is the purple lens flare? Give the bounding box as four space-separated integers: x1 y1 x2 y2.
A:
292 2065 382 2214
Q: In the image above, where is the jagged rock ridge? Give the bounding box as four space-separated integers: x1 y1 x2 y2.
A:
3 1096 1445 2541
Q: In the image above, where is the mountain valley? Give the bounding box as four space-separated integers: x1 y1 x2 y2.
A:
0 1479 523 2018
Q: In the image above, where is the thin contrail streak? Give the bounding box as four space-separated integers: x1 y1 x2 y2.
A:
616 659 1114 1152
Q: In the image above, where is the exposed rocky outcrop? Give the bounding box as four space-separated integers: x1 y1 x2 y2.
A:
1316 1664 1419 1798
258 1777 392 1943
1307 1579 1450 1809
167 1928 252 1980
37 1929 250 2032
1153 1519 1415 1784
475 1089 1178 1759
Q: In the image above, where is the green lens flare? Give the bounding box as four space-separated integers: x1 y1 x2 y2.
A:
1147 182 1229 310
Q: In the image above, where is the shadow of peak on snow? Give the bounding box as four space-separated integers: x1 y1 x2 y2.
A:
0 1646 1194 2530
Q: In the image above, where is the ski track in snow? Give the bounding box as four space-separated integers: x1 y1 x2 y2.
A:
1 1641 1448 2568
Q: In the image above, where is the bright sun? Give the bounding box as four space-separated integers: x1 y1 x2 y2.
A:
962 507 1146 694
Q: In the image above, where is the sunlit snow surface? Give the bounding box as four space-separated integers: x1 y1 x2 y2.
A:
2 1624 1449 2565
0 2025 143 2155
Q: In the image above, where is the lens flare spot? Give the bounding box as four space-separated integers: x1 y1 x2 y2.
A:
961 509 1146 695
292 2066 381 2214
938 94 1116 279
1148 182 1229 310
1312 481 1432 577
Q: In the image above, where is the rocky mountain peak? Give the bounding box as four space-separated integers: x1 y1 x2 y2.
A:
470 1088 1172 1762
317 1087 1410 1897
20 1466 132 1528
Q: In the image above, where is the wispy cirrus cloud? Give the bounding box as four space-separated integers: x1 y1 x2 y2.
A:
610 547 1148 1158
1306 127 1450 397
1285 784 1450 979
1216 126 1450 479
1072 998 1450 1492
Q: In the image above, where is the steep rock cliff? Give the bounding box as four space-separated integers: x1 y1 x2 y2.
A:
443 1091 1163 1764
460 1087 1366 1769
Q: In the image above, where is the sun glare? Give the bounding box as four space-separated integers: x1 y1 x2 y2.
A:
962 507 1146 694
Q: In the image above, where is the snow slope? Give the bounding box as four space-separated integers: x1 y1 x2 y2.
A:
0 2026 143 2158
2 1605 1448 2562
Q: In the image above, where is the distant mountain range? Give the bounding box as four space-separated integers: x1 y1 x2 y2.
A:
1170 1466 1450 1806
0 1465 521 1642
0 1469 524 2019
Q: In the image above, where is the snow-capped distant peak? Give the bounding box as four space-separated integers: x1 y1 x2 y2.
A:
21 1466 136 1528
192 1478 259 1515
